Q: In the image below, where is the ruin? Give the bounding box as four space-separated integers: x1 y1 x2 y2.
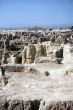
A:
0 28 73 109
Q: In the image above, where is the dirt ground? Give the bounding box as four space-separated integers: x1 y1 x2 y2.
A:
0 61 73 102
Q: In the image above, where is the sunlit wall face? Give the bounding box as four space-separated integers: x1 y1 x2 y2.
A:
0 0 73 28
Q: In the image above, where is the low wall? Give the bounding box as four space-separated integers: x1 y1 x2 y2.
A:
1 64 25 72
0 97 73 110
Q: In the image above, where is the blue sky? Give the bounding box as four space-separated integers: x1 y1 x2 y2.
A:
0 0 73 28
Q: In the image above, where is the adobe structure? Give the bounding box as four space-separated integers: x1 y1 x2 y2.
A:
0 28 73 109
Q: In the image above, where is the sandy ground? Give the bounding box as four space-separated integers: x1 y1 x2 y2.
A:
0 61 73 102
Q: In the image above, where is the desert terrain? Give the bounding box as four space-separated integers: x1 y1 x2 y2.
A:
0 28 73 109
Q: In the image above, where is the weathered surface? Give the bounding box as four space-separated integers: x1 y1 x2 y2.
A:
22 47 27 64
0 29 73 110
0 97 9 110
8 99 23 110
1 64 25 72
39 101 73 110
9 55 17 64
0 63 73 109
35 44 45 58
0 97 73 110
26 44 36 63
55 47 63 58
